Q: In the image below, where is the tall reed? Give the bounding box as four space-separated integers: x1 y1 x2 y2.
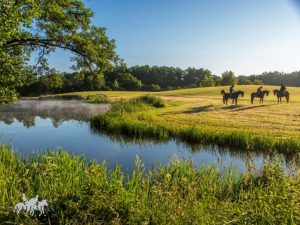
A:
0 145 299 224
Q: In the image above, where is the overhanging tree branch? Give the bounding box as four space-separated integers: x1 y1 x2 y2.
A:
7 38 93 71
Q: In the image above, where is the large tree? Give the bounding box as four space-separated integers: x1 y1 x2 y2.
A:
0 0 118 104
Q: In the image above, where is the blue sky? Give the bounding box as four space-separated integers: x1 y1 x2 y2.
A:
46 0 300 75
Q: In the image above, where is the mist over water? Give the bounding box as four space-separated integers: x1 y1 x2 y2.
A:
0 100 297 174
0 100 111 125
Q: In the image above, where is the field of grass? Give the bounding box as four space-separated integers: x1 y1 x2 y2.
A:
49 85 300 154
56 85 300 139
1 145 299 224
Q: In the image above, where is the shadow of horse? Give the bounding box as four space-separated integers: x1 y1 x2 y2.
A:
231 104 271 111
221 90 244 106
273 89 289 103
183 105 213 114
251 90 269 104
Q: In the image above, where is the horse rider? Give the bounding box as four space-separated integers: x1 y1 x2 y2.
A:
280 84 286 94
229 85 235 96
257 86 263 94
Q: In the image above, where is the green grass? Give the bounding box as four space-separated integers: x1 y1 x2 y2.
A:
134 95 165 108
43 85 300 138
37 85 300 154
0 145 299 224
91 96 300 155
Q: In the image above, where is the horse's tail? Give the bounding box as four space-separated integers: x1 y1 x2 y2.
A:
251 94 254 104
220 90 225 95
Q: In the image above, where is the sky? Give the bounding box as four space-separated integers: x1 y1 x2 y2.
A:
46 0 300 76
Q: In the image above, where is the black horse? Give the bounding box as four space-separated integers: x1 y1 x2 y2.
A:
273 89 289 103
221 90 244 106
251 90 269 104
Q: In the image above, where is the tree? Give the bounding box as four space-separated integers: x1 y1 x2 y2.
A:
0 0 118 104
200 75 215 87
112 80 120 90
221 71 237 86
117 73 142 90
244 80 251 85
39 69 64 94
253 79 263 85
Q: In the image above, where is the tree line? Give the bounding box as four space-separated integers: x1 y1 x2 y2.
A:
1 1 299 101
18 66 300 96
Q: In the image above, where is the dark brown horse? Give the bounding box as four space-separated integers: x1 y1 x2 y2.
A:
273 89 289 103
221 90 244 106
251 90 269 104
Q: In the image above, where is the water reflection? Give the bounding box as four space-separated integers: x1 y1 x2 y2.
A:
90 124 300 171
0 100 298 173
0 100 110 128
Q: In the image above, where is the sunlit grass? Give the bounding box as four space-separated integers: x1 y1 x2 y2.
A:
42 85 300 151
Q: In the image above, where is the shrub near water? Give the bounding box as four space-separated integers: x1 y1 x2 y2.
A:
134 95 165 108
85 94 109 103
0 145 299 224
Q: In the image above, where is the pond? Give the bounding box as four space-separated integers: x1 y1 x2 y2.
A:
0 100 294 174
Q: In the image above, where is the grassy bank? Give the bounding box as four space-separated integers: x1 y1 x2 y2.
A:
91 96 300 155
37 85 300 154
57 85 300 138
0 145 299 224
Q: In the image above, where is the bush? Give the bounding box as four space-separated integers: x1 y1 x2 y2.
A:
86 94 109 104
253 79 264 85
135 95 165 108
141 84 161 92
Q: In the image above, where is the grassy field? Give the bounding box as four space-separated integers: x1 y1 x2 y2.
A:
57 85 300 138
1 145 299 224
46 85 300 153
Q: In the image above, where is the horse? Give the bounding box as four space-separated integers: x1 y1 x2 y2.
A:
37 199 48 216
221 90 244 106
273 89 289 103
251 90 269 104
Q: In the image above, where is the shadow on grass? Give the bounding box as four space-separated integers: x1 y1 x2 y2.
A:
183 104 213 114
221 104 274 111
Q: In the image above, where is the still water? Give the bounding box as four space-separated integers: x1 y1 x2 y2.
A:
0 100 291 173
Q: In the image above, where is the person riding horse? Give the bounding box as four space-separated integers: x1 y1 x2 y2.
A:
280 84 286 94
257 86 263 94
251 86 269 104
229 85 235 97
273 84 289 103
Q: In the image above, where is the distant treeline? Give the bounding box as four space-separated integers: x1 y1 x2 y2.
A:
18 65 300 96
238 71 300 86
